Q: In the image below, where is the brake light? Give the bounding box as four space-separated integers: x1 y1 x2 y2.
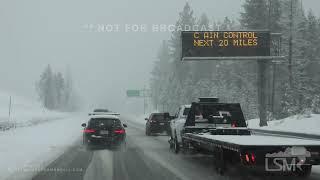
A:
231 122 236 128
251 153 255 163
114 129 125 134
83 129 95 133
242 152 256 164
245 154 250 163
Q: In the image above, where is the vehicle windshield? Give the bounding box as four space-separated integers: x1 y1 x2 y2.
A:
2 0 320 180
152 114 170 121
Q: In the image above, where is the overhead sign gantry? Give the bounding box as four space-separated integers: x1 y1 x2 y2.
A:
181 31 272 61
181 30 285 126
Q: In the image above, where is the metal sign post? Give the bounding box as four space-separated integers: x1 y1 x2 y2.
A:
126 89 151 114
8 96 12 122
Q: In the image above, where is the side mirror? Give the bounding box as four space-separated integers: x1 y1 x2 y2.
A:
81 123 87 127
145 118 148 121
88 113 92 116
123 124 128 128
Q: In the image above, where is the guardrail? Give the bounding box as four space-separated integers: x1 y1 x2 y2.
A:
250 128 320 140
0 122 16 131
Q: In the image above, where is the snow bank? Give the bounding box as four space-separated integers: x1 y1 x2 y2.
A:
0 91 68 128
0 115 84 180
247 114 320 135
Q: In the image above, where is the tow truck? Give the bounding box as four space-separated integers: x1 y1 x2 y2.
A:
169 97 320 177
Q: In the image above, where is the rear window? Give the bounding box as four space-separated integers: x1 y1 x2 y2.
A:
93 109 109 112
88 118 120 128
151 114 170 121
183 108 190 116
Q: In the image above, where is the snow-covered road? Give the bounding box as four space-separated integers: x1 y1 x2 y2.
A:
1 113 320 180
10 115 318 180
0 115 84 180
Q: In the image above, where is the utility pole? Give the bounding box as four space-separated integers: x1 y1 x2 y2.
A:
258 60 268 126
268 0 272 115
288 0 294 88
143 86 146 115
257 0 272 126
8 96 12 121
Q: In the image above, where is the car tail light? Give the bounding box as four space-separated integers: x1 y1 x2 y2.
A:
251 153 256 163
231 122 237 128
83 129 95 133
114 129 125 134
245 154 250 163
242 152 256 164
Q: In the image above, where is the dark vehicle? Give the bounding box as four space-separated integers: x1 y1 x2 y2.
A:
145 113 172 136
81 115 127 148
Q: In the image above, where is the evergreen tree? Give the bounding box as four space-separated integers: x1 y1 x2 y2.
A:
150 40 171 110
193 13 213 82
36 65 55 110
169 2 196 81
53 72 65 109
240 0 268 30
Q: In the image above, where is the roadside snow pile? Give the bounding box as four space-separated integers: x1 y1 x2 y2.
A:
0 91 67 128
0 115 84 180
247 114 320 135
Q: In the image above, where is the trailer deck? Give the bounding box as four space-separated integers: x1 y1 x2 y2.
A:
186 133 320 147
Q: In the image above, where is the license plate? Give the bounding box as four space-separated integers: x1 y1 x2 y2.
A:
160 123 165 125
100 130 109 135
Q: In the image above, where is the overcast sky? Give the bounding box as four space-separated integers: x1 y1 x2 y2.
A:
0 0 319 112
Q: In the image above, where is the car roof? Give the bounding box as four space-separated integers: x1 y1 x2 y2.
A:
89 114 120 120
151 112 169 115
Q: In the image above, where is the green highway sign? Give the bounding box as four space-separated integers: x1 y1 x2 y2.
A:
126 90 141 97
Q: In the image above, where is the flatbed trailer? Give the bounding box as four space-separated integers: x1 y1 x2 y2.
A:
171 98 320 177
181 128 320 177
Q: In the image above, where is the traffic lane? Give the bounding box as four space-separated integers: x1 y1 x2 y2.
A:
32 139 93 180
125 118 320 180
123 120 230 180
83 131 183 180
31 116 320 180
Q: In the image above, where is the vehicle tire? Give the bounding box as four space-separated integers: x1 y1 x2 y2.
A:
145 129 150 136
295 165 312 178
169 137 174 149
174 136 180 154
117 141 127 152
86 143 92 151
166 129 171 136
214 148 226 175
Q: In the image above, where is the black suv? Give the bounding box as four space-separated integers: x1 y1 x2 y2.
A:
82 115 127 148
145 113 171 136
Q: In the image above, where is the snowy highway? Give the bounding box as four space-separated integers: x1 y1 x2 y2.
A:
22 116 320 180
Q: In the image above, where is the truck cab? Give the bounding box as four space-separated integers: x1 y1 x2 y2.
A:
169 104 191 151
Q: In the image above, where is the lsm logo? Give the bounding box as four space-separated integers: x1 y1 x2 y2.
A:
265 147 311 172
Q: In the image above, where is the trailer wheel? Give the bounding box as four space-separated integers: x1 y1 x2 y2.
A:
295 165 312 178
169 137 174 149
213 148 226 175
174 136 180 154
